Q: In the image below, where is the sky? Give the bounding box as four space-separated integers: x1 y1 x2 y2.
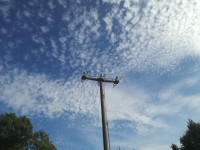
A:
0 0 200 149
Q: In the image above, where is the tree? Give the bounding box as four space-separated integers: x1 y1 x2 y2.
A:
0 113 33 150
171 144 179 150
30 130 57 150
0 113 56 150
171 119 200 150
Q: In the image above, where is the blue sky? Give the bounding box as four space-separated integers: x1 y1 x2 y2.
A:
0 0 200 149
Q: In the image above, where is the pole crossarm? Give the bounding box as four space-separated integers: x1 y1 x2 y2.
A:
81 73 119 85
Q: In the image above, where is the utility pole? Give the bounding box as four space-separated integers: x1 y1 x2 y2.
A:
81 72 120 150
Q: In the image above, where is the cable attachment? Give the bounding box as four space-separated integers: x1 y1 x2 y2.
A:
113 76 122 87
81 71 87 82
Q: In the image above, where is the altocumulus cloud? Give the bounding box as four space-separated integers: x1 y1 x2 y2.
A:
0 0 200 134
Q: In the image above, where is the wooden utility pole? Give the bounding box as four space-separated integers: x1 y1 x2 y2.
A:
81 72 120 150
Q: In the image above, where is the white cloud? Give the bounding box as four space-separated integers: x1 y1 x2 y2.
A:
103 15 113 33
0 68 177 131
0 0 13 19
11 0 198 77
40 26 50 33
1 0 200 77
157 74 200 112
23 10 31 17
97 0 200 73
105 83 170 132
0 70 99 119
1 3 200 149
48 1 55 10
62 13 70 22
32 34 46 45
102 0 121 4
57 0 67 8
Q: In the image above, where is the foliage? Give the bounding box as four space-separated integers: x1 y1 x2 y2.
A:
30 130 57 150
0 113 56 150
171 119 200 150
171 144 179 150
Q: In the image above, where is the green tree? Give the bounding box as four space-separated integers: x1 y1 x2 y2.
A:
0 113 33 150
30 130 56 150
171 144 179 150
171 119 200 150
0 113 56 150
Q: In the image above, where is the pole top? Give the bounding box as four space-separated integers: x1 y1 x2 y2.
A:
81 72 121 85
